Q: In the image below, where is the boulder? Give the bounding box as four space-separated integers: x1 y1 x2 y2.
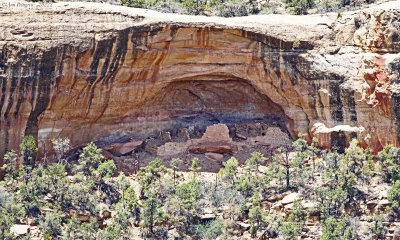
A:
104 139 143 156
201 124 231 142
238 222 251 231
205 152 224 161
188 143 237 154
281 192 301 205
200 213 216 220
10 224 29 236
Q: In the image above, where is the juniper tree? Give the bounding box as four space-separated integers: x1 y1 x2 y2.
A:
114 173 130 206
195 219 223 239
0 200 25 240
1 150 19 186
285 0 315 15
20 135 38 167
321 214 355 240
44 163 70 207
78 217 99 240
40 211 62 239
378 145 400 183
281 200 309 239
137 158 168 236
106 202 131 240
124 186 140 221
369 213 387 240
68 177 97 214
310 137 320 170
388 180 400 214
18 165 47 217
248 190 266 238
174 179 202 236
315 166 356 219
291 133 313 186
94 159 117 192
63 215 80 240
361 147 375 185
342 139 365 176
74 142 104 177
262 213 284 239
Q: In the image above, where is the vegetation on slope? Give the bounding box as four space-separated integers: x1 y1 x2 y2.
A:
29 0 379 16
118 0 378 15
0 134 400 239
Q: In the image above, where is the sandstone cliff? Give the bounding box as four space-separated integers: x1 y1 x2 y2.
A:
0 0 399 167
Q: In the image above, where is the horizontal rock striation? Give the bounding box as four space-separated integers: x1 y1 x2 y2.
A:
0 1 400 167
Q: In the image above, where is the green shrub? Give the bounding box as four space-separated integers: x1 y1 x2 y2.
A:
379 145 400 182
281 200 308 239
1 150 19 183
321 215 355 240
369 213 386 240
74 142 104 177
120 0 146 8
292 39 301 49
40 212 62 239
388 180 400 213
222 157 238 183
285 0 315 15
196 219 223 239
182 0 207 15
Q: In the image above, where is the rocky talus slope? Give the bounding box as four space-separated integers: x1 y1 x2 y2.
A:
0 0 399 168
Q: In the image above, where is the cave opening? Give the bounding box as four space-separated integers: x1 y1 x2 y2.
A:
66 76 295 173
138 78 294 142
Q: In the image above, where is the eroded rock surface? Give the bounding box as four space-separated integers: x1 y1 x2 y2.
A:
0 1 400 169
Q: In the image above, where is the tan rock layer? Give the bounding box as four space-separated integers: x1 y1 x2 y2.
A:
0 1 399 161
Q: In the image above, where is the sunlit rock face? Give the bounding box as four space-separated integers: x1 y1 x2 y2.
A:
0 1 399 169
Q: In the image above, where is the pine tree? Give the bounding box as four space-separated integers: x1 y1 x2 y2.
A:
245 152 266 174
222 157 239 184
170 158 182 187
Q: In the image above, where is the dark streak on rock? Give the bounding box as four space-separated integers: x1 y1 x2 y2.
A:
329 79 344 122
87 38 114 86
310 80 320 119
85 38 114 117
260 43 269 76
392 91 400 143
341 88 357 122
282 53 300 85
25 48 57 142
95 29 130 121
14 76 30 118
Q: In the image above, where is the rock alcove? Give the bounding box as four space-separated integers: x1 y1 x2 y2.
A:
94 77 294 172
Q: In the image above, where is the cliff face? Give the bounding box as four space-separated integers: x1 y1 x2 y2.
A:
0 1 400 167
